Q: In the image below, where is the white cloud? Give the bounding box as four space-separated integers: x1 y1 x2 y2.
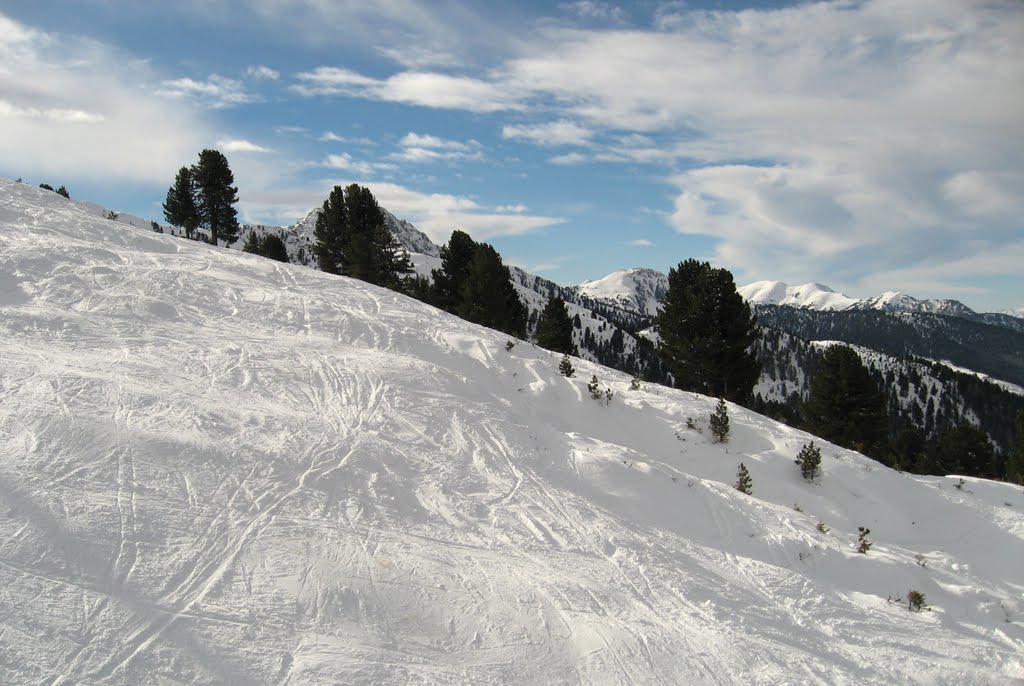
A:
0 12 209 184
292 66 524 113
496 204 528 213
483 1 1023 297
550 152 588 165
156 74 257 108
245 64 279 80
623 239 653 247
502 120 593 147
0 100 105 124
391 132 483 163
321 153 396 177
217 138 272 153
320 131 346 142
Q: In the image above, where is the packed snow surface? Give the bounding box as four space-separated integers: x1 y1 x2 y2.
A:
2 179 1023 685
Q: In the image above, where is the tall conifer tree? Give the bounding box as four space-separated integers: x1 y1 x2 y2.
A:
536 296 576 354
802 345 887 457
192 149 240 246
163 166 199 240
657 259 759 402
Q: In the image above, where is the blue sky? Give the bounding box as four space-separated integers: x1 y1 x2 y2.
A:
2 1 1022 312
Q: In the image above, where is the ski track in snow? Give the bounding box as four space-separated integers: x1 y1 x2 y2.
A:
1 179 1023 684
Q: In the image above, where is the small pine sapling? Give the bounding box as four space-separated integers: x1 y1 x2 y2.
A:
857 526 872 554
505 340 515 352
795 441 822 481
630 376 642 391
604 388 614 405
710 398 730 443
735 463 752 495
588 375 602 400
816 521 830 534
558 354 575 378
907 590 928 612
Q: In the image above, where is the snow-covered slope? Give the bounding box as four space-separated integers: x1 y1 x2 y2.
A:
2 179 1024 684
739 280 860 311
576 268 668 318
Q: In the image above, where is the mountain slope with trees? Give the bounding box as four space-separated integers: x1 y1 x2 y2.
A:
2 177 1022 684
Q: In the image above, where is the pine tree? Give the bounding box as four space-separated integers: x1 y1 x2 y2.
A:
242 230 262 254
56 185 70 198
242 232 289 262
458 243 527 338
163 166 199 240
313 185 347 275
261 233 289 263
796 441 822 481
431 230 478 312
559 354 575 378
710 397 730 443
588 375 602 400
192 149 239 245
312 184 411 287
1007 410 1024 485
536 296 576 354
656 259 759 402
932 423 994 478
856 526 872 554
735 463 752 494
802 344 887 457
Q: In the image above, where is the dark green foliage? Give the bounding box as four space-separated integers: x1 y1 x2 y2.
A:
192 149 240 245
559 354 575 378
1007 410 1024 485
505 341 515 352
857 526 872 554
458 243 527 338
312 184 413 287
588 375 602 400
657 259 760 402
928 423 995 478
39 183 54 191
163 166 200 239
431 230 478 312
242 231 289 262
261 234 289 263
404 274 434 303
888 429 925 471
907 590 928 612
710 397 730 443
753 304 1024 389
802 345 887 457
313 185 346 275
536 296 576 354
735 463 752 494
796 441 822 481
56 185 70 198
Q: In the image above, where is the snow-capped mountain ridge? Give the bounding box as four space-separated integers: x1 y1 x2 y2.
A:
575 267 668 318
2 178 1022 684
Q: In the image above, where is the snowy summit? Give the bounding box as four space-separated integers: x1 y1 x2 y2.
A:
1 178 1023 684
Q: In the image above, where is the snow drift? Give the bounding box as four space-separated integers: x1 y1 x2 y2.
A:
1 179 1022 684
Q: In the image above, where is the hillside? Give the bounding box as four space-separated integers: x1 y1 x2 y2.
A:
2 179 1024 684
